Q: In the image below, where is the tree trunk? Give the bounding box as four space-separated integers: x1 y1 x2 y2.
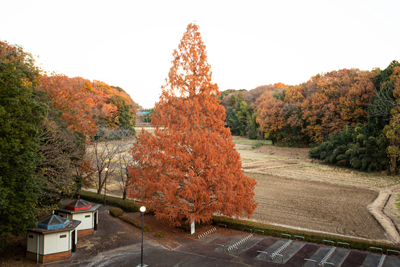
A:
97 176 104 194
123 188 127 200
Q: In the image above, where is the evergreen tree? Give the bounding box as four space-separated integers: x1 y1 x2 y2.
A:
118 104 135 135
0 43 46 250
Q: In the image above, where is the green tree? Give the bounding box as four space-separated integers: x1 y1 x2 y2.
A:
118 104 135 134
248 112 260 139
108 94 126 110
370 60 400 131
309 124 389 171
236 101 251 136
143 108 155 123
0 44 46 250
228 94 236 107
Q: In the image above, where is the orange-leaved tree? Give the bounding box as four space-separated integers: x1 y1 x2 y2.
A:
127 23 257 226
37 74 98 136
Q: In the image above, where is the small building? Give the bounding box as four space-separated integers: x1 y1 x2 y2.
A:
56 199 101 237
26 215 80 263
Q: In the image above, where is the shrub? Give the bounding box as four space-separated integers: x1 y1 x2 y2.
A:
120 215 152 232
155 232 164 239
78 190 140 212
309 124 390 172
251 140 266 149
109 207 123 218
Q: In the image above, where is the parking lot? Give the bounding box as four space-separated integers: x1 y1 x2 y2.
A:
48 207 400 267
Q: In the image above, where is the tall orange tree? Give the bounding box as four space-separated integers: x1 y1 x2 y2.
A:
127 23 257 226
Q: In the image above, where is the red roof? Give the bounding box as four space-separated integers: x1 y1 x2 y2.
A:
65 199 92 211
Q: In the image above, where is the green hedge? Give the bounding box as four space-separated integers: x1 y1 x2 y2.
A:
120 215 152 232
212 216 400 253
78 190 140 212
109 207 123 218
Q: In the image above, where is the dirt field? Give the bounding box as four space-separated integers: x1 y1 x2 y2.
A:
87 133 400 243
248 173 386 240
234 137 400 242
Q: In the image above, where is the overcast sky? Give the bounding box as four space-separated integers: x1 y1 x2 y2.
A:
1 0 399 108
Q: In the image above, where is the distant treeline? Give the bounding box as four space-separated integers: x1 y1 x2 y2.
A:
220 60 400 173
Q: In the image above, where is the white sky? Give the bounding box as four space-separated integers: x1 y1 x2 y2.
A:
1 0 399 108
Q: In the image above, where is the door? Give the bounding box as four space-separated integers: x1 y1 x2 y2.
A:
71 230 76 252
94 212 98 230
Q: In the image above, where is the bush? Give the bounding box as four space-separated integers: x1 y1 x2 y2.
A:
109 207 123 218
251 140 266 149
120 215 152 232
212 216 400 252
78 190 140 212
309 124 390 172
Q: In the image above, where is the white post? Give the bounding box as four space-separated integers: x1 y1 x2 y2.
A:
190 216 195 235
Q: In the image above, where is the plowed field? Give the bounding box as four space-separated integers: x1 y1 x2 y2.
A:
248 173 386 240
234 137 400 241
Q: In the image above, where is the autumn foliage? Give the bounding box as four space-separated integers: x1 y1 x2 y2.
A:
37 75 138 136
127 23 257 226
256 69 376 145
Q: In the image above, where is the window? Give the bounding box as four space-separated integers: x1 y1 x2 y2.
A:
85 215 90 218
60 235 67 238
29 235 34 238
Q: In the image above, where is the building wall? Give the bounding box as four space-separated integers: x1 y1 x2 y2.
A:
57 212 72 220
77 228 94 237
43 232 70 255
72 212 93 231
27 232 38 253
26 250 71 263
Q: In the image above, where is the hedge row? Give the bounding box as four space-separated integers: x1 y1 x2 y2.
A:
120 215 152 232
78 190 140 212
107 206 152 232
212 216 400 253
109 207 123 217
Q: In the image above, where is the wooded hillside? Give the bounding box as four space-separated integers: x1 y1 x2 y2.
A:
0 40 138 251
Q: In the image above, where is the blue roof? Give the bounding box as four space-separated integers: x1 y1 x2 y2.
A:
137 111 149 115
37 215 70 230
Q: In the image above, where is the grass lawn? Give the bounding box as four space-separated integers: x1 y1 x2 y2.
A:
232 139 272 145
